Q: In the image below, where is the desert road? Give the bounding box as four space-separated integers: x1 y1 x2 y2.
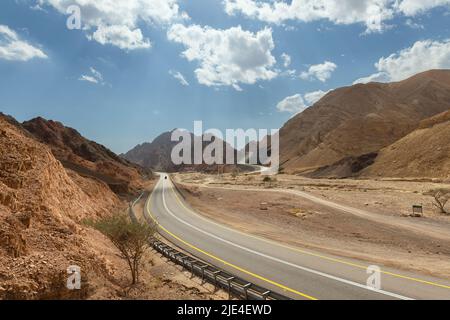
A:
145 175 450 300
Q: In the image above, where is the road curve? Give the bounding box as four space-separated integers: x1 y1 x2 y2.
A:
145 174 450 300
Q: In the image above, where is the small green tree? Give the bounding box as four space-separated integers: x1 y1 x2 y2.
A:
86 213 156 285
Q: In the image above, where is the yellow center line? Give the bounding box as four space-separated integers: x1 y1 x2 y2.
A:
169 178 450 291
146 180 318 301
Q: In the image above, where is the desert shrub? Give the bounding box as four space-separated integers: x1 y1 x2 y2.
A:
427 188 450 215
86 213 156 285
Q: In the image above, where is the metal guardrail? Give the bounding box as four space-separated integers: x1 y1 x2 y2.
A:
130 192 291 301
152 240 290 301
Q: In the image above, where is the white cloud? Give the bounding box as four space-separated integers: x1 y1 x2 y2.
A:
224 0 450 33
167 24 278 89
30 4 47 12
376 39 450 81
405 18 424 29
169 70 189 86
281 52 291 67
281 68 297 79
90 25 151 50
395 0 450 16
277 94 307 113
89 67 103 81
79 67 105 85
0 25 47 61
353 72 391 84
78 75 99 84
38 0 187 50
355 39 450 83
232 84 244 91
224 0 396 33
277 89 330 113
300 61 337 82
304 89 331 104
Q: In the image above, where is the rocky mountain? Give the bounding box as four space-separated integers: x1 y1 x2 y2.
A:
0 114 123 299
22 117 152 195
121 131 178 172
361 110 450 179
122 130 247 173
279 69 450 176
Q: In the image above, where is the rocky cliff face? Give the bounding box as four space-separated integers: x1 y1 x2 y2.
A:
22 117 152 196
0 115 124 299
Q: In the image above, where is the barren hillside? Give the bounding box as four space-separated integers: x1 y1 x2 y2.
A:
280 70 450 174
361 110 450 179
22 117 152 196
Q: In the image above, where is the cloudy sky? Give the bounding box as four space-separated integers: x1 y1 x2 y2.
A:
1 0 450 153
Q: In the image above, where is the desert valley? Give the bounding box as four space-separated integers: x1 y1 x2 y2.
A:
1 70 450 300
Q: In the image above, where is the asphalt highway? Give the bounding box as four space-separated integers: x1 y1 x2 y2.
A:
145 175 450 300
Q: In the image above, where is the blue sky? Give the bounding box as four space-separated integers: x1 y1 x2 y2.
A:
0 0 450 153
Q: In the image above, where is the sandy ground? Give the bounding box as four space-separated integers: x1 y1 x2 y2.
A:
173 172 450 280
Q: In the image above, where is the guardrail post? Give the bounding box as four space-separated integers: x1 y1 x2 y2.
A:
169 249 179 264
243 283 252 300
212 271 221 292
179 255 189 271
187 260 197 279
199 265 209 285
180 255 188 265
225 277 235 300
173 252 182 264
166 249 176 263
261 290 271 300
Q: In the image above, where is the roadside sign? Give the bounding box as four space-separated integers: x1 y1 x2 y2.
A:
412 205 423 215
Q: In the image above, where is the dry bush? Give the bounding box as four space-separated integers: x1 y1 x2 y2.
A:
427 189 450 215
86 213 156 285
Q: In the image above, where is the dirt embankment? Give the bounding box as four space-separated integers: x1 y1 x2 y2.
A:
174 173 450 279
